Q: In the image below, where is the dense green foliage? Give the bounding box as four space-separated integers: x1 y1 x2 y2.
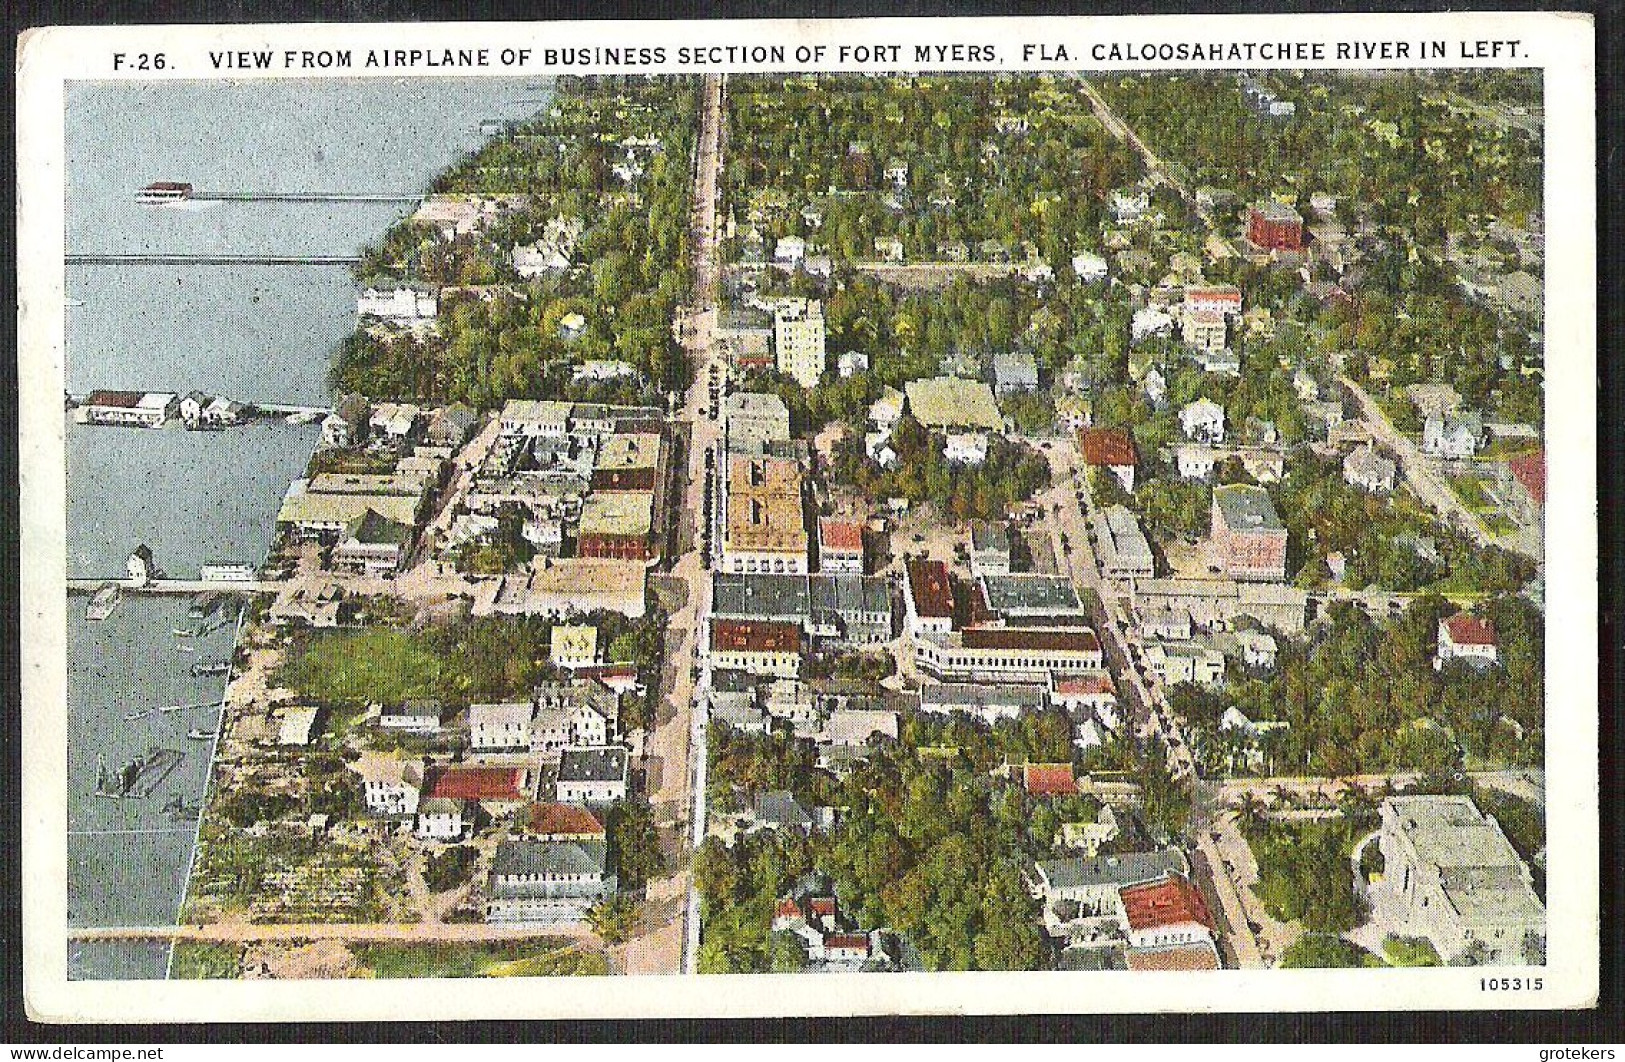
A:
168 942 243 979
352 941 604 978
830 412 1052 522
724 74 1143 261
333 78 696 406
605 798 664 891
1244 816 1372 933
1279 933 1383 968
1187 596 1542 776
1383 934 1443 967
424 845 478 893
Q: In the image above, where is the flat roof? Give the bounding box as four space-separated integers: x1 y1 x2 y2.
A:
579 492 654 538
277 490 421 528
712 618 803 654
904 377 1002 432
1384 795 1544 925
596 433 663 472
979 574 1086 615
528 558 646 598
809 573 891 616
960 627 1100 653
307 472 428 498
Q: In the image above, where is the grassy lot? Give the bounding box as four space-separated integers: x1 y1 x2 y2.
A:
279 629 442 707
1383 934 1442 967
1482 513 1520 536
1447 475 1495 512
169 941 243 979
352 942 607 978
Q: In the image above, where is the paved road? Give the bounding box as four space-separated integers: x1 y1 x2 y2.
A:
1340 375 1540 562
71 921 595 944
675 72 727 978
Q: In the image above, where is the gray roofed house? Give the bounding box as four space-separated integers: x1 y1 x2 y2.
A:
708 689 769 733
753 790 816 833
491 837 609 881
426 403 477 448
1343 444 1397 493
970 520 1013 578
992 351 1040 397
557 746 628 783
1213 483 1284 531
918 682 1046 723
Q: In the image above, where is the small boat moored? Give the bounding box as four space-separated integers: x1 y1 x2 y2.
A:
85 583 120 622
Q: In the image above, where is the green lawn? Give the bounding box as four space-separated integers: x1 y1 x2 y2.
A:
169 942 243 979
1383 934 1442 967
352 942 606 978
278 629 442 707
1447 475 1495 512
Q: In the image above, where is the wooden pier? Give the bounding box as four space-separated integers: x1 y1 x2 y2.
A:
68 577 278 595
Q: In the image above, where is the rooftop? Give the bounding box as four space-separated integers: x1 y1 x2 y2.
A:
277 490 421 529
905 559 956 619
491 838 607 879
424 766 529 802
1508 451 1545 504
596 433 663 472
920 683 1047 710
818 518 864 552
525 801 605 837
959 627 1100 653
712 618 803 654
1443 613 1498 647
710 572 810 621
1124 941 1221 971
1023 763 1078 796
557 746 629 784
579 491 654 538
904 377 1003 432
1383 795 1544 925
1080 428 1136 468
1036 850 1190 891
1252 200 1303 222
979 574 1086 616
1120 873 1216 932
1213 484 1284 533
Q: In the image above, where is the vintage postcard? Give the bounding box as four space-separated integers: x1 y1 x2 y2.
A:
17 11 1597 1021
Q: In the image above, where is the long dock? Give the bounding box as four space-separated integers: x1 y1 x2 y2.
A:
67 254 362 266
68 578 279 595
190 192 421 203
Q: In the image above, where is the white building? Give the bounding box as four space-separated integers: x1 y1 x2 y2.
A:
1436 614 1499 670
1179 399 1227 443
555 746 630 804
357 283 438 323
774 299 827 389
1071 251 1108 283
469 702 534 751
1144 641 1226 687
414 797 468 842
356 758 423 817
1375 796 1544 965
943 431 989 466
1343 445 1397 493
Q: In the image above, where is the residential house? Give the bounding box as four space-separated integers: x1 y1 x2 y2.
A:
1055 394 1093 433
837 350 870 378
1144 641 1226 687
1343 445 1397 493
550 624 599 670
993 351 1040 397
1423 412 1484 459
1050 673 1120 730
330 508 414 576
425 403 477 449
356 757 423 817
1180 309 1229 354
1436 613 1499 670
1503 451 1545 523
710 618 802 677
521 802 606 843
1080 428 1137 491
469 702 534 751
773 235 807 268
943 431 989 466
1179 399 1226 444
379 699 442 733
1071 251 1109 283
356 281 437 323
414 797 469 842
1024 763 1078 797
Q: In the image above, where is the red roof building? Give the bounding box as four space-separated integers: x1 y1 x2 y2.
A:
818 518 866 573
961 627 1101 654
1120 873 1216 949
1507 451 1545 508
904 558 957 633
523 801 605 840
1443 613 1498 646
1079 428 1137 490
424 766 530 803
1056 673 1116 696
1247 202 1305 252
711 618 803 654
1023 763 1079 797
84 390 143 408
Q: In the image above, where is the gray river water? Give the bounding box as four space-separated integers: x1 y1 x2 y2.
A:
64 77 545 979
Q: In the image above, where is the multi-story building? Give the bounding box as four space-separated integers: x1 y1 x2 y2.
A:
555 747 630 804
914 626 1104 682
902 558 957 636
775 298 827 388
1375 796 1545 965
710 618 803 677
1247 201 1305 252
817 518 865 574
1210 484 1288 582
484 839 615 924
721 455 808 575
